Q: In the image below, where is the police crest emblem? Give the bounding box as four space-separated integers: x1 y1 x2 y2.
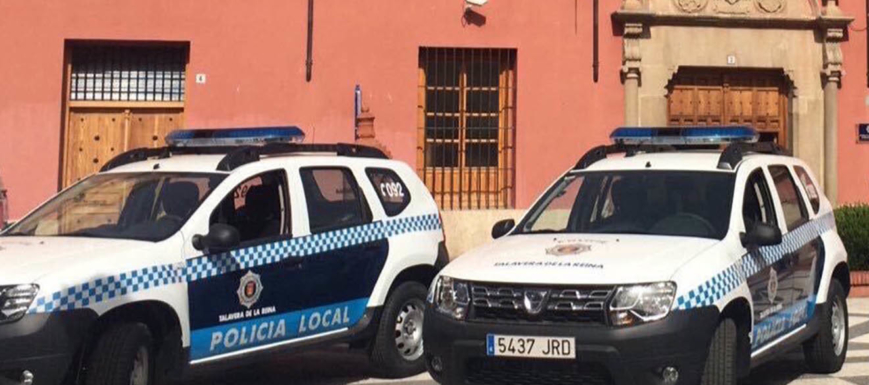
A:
237 271 263 309
767 268 778 304
546 243 592 256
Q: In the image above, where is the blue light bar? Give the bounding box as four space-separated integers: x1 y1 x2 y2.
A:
166 126 305 147
610 126 758 145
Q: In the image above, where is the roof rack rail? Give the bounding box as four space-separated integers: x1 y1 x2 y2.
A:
215 143 388 171
717 142 790 170
574 144 676 170
101 142 389 172
100 148 171 172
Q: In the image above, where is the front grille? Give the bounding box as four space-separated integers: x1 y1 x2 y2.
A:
466 358 614 385
469 283 613 325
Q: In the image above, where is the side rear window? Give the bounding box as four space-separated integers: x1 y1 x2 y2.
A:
769 166 809 231
366 168 411 216
301 167 371 233
794 166 820 214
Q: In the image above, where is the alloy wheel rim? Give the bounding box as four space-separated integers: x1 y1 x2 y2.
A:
394 299 425 361
832 299 847 356
130 346 149 385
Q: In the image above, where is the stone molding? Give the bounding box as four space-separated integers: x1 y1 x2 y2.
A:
613 10 852 30
621 22 645 76
821 2 846 84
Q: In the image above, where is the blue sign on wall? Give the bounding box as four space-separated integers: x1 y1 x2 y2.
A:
860 124 869 143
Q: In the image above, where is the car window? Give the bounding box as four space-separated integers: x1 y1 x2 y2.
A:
793 166 820 214
742 169 777 232
366 168 411 217
517 171 735 240
4 172 225 241
210 170 290 244
769 166 809 231
301 167 371 233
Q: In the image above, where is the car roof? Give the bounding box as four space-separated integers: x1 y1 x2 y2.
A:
104 152 402 174
579 150 797 173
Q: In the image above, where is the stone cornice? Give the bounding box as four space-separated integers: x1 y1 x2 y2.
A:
613 10 853 30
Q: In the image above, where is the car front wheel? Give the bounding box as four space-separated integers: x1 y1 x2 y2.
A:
369 281 428 378
701 318 738 385
85 323 153 385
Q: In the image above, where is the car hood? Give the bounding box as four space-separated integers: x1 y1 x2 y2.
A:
441 233 719 285
0 236 151 283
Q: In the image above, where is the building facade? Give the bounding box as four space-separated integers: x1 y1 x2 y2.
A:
0 0 866 254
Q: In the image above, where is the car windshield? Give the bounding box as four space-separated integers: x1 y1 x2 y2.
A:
516 170 736 240
2 172 226 242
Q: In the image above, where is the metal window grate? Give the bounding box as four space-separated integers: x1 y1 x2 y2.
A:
70 45 187 102
417 48 516 210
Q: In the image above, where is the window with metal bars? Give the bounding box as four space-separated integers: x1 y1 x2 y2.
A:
417 48 516 210
70 45 187 102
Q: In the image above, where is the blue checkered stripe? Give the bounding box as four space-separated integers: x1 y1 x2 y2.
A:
28 214 441 314
675 213 835 311
184 214 442 282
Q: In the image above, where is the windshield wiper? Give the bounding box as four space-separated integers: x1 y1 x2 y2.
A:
1 231 30 236
521 229 560 234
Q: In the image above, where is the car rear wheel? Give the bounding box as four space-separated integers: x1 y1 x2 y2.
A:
86 323 153 385
701 318 738 385
369 281 428 378
804 279 848 373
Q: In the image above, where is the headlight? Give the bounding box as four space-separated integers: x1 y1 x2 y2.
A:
0 284 39 324
609 282 676 326
429 276 470 320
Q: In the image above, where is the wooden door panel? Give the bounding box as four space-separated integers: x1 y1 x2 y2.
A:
129 109 183 149
63 108 183 187
667 69 787 145
65 109 127 187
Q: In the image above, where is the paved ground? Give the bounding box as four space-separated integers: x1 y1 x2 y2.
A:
186 298 869 385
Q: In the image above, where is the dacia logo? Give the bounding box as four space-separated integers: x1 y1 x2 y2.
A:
523 289 550 315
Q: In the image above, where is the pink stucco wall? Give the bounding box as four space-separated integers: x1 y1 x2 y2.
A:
838 1 869 205
0 0 623 218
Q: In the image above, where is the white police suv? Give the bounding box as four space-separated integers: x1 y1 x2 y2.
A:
0 127 446 385
425 127 850 385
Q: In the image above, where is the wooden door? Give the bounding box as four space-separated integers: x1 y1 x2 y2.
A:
63 108 183 187
668 69 788 145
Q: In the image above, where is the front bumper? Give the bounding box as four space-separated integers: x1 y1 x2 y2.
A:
0 310 96 385
424 307 720 385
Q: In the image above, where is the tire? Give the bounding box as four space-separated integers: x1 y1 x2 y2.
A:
369 281 428 378
701 318 738 385
804 279 848 374
86 323 153 385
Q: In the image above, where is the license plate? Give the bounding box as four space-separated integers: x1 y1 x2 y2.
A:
486 334 575 359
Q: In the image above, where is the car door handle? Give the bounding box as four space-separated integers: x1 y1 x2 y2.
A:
283 258 303 270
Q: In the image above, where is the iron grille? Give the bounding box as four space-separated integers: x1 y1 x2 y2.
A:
70 45 187 102
418 48 516 210
466 358 614 385
469 283 613 325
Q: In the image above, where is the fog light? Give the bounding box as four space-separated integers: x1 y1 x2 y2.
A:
431 356 444 373
20 370 33 385
662 366 679 384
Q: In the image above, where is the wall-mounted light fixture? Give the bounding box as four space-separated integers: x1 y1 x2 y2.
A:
465 0 488 10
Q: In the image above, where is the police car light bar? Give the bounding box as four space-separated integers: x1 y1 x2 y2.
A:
610 126 758 146
165 126 306 147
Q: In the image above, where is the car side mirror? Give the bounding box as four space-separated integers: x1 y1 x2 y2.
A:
491 219 516 239
740 223 782 248
192 224 241 252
